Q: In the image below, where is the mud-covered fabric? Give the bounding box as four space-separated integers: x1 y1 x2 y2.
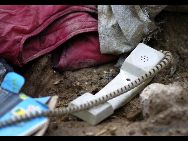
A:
0 5 118 71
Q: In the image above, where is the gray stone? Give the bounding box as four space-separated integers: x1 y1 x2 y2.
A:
140 83 184 120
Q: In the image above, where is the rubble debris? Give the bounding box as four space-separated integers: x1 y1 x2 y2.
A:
140 82 188 127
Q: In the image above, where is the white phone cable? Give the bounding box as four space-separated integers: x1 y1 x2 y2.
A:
0 50 172 128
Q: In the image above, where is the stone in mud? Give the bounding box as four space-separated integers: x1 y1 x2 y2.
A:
140 82 188 124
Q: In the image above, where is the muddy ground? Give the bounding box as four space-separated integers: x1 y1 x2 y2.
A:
14 10 188 136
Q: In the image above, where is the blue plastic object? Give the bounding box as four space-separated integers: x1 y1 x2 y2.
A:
1 72 25 93
0 72 51 136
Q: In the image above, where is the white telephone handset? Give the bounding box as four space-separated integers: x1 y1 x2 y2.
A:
69 43 165 125
0 43 172 128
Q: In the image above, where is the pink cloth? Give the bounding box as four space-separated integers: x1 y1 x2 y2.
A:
52 31 118 71
0 5 119 71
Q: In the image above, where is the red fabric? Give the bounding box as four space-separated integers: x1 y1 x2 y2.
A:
0 5 119 71
52 32 118 71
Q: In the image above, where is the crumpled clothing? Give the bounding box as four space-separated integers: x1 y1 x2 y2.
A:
52 31 118 71
98 5 167 54
0 5 119 71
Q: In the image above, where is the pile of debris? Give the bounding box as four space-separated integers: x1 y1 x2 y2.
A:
0 5 188 136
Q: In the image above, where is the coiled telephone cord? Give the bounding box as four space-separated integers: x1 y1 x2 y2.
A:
0 50 172 128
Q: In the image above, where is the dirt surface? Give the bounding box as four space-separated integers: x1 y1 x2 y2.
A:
14 10 188 136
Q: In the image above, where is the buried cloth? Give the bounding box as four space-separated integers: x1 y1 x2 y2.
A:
98 5 188 55
0 5 119 71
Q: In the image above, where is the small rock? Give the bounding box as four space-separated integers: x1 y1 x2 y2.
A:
53 80 61 85
140 82 185 120
85 132 94 136
140 83 164 119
